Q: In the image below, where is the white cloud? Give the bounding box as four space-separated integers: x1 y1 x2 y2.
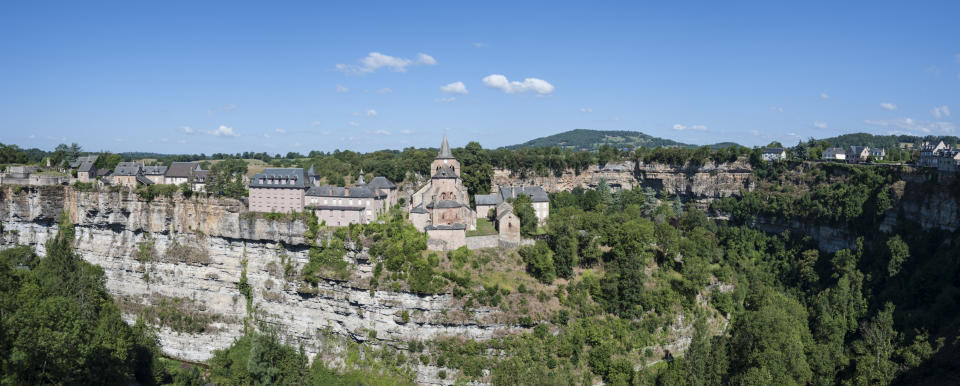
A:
370 129 390 135
473 42 487 48
814 122 828 129
177 139 187 144
336 52 437 74
931 105 951 119
770 106 784 112
435 97 456 103
672 124 707 131
275 128 286 134
180 126 196 134
751 130 761 136
441 81 468 94
336 85 349 93
312 121 324 126
865 117 956 134
263 133 271 139
206 125 238 137
366 109 377 117
348 121 359 127
376 88 392 94
400 129 414 135
820 92 830 99
482 74 555 95
579 107 593 113
880 102 898 111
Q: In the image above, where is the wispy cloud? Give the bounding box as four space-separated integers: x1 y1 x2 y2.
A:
274 128 286 134
579 107 593 113
813 122 828 129
931 105 951 119
366 109 378 117
473 42 487 48
441 81 468 94
482 74 554 95
206 125 238 137
180 126 196 134
263 133 271 139
400 129 414 135
435 97 456 103
336 52 436 74
368 129 390 136
336 85 349 93
348 121 359 127
820 92 830 99
672 124 707 131
376 88 392 94
770 106 784 113
865 117 956 134
880 102 898 111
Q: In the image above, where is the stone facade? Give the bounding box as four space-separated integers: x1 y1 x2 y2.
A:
248 168 310 213
410 136 478 250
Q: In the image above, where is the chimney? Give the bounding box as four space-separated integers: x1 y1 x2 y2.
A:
344 188 350 195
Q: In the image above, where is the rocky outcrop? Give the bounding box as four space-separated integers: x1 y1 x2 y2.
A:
0 186 514 385
492 160 754 202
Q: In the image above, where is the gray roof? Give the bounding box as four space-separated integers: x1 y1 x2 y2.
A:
475 193 503 206
135 174 155 185
250 168 310 189
497 202 516 220
499 186 549 202
432 165 458 179
427 200 462 209
97 168 112 177
69 155 98 169
437 135 454 159
367 176 396 190
305 185 382 198
142 165 167 176
763 147 785 154
410 204 429 214
113 162 142 176
425 223 467 231
191 170 209 183
77 161 96 173
850 146 869 154
165 162 200 178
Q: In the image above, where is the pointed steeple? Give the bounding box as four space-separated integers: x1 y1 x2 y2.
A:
356 169 366 185
438 134 453 159
307 164 316 176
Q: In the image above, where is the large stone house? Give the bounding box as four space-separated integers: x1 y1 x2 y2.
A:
305 177 387 226
113 162 153 188
77 157 98 182
919 141 949 168
475 185 551 225
142 165 168 184
165 162 202 185
822 147 847 161
847 146 871 163
409 136 478 250
248 168 310 213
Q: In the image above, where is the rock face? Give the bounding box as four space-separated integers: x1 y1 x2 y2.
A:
492 160 755 203
0 186 514 385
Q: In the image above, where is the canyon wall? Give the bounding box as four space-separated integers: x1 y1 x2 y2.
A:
0 186 515 384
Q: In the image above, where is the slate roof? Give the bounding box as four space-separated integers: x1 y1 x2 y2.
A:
191 170 209 183
250 168 310 189
142 165 168 175
497 202 516 220
165 162 200 178
367 176 396 190
437 135 454 159
97 168 112 177
135 174 155 185
113 162 142 176
432 165 458 179
427 200 462 209
763 147 785 154
69 155 98 169
425 223 467 231
77 161 96 173
305 185 382 198
499 186 549 202
410 204 429 214
474 193 503 206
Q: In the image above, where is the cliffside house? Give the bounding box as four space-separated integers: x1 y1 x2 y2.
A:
499 186 550 224
77 158 98 182
762 147 787 162
68 155 98 170
248 168 310 213
474 193 502 219
366 176 399 208
822 147 847 161
936 149 960 172
113 162 153 188
164 162 202 186
495 202 521 244
409 135 478 250
305 176 388 226
191 170 209 192
847 146 871 163
919 141 949 168
142 165 168 185
869 147 886 161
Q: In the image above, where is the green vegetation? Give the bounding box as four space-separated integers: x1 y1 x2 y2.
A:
511 193 538 236
135 184 179 202
505 129 696 151
206 158 248 199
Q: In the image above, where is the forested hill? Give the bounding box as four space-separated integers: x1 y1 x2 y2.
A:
503 129 696 151
816 132 960 149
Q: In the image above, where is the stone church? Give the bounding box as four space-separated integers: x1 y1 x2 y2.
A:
409 135 478 250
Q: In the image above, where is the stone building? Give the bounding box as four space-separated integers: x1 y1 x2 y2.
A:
822 147 847 161
113 162 153 188
142 165 168 184
305 174 389 226
248 168 310 213
77 158 98 182
919 141 949 168
165 162 202 185
477 185 550 225
761 147 787 162
409 135 478 250
495 202 520 244
847 146 871 163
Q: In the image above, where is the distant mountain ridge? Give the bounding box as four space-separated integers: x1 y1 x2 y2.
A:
503 129 701 151
814 133 960 149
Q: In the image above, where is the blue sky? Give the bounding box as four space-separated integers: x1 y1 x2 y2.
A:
1 1 958 154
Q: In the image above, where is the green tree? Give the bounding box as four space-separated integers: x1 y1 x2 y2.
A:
850 303 900 385
886 235 909 277
207 158 248 198
518 241 556 283
512 193 538 236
